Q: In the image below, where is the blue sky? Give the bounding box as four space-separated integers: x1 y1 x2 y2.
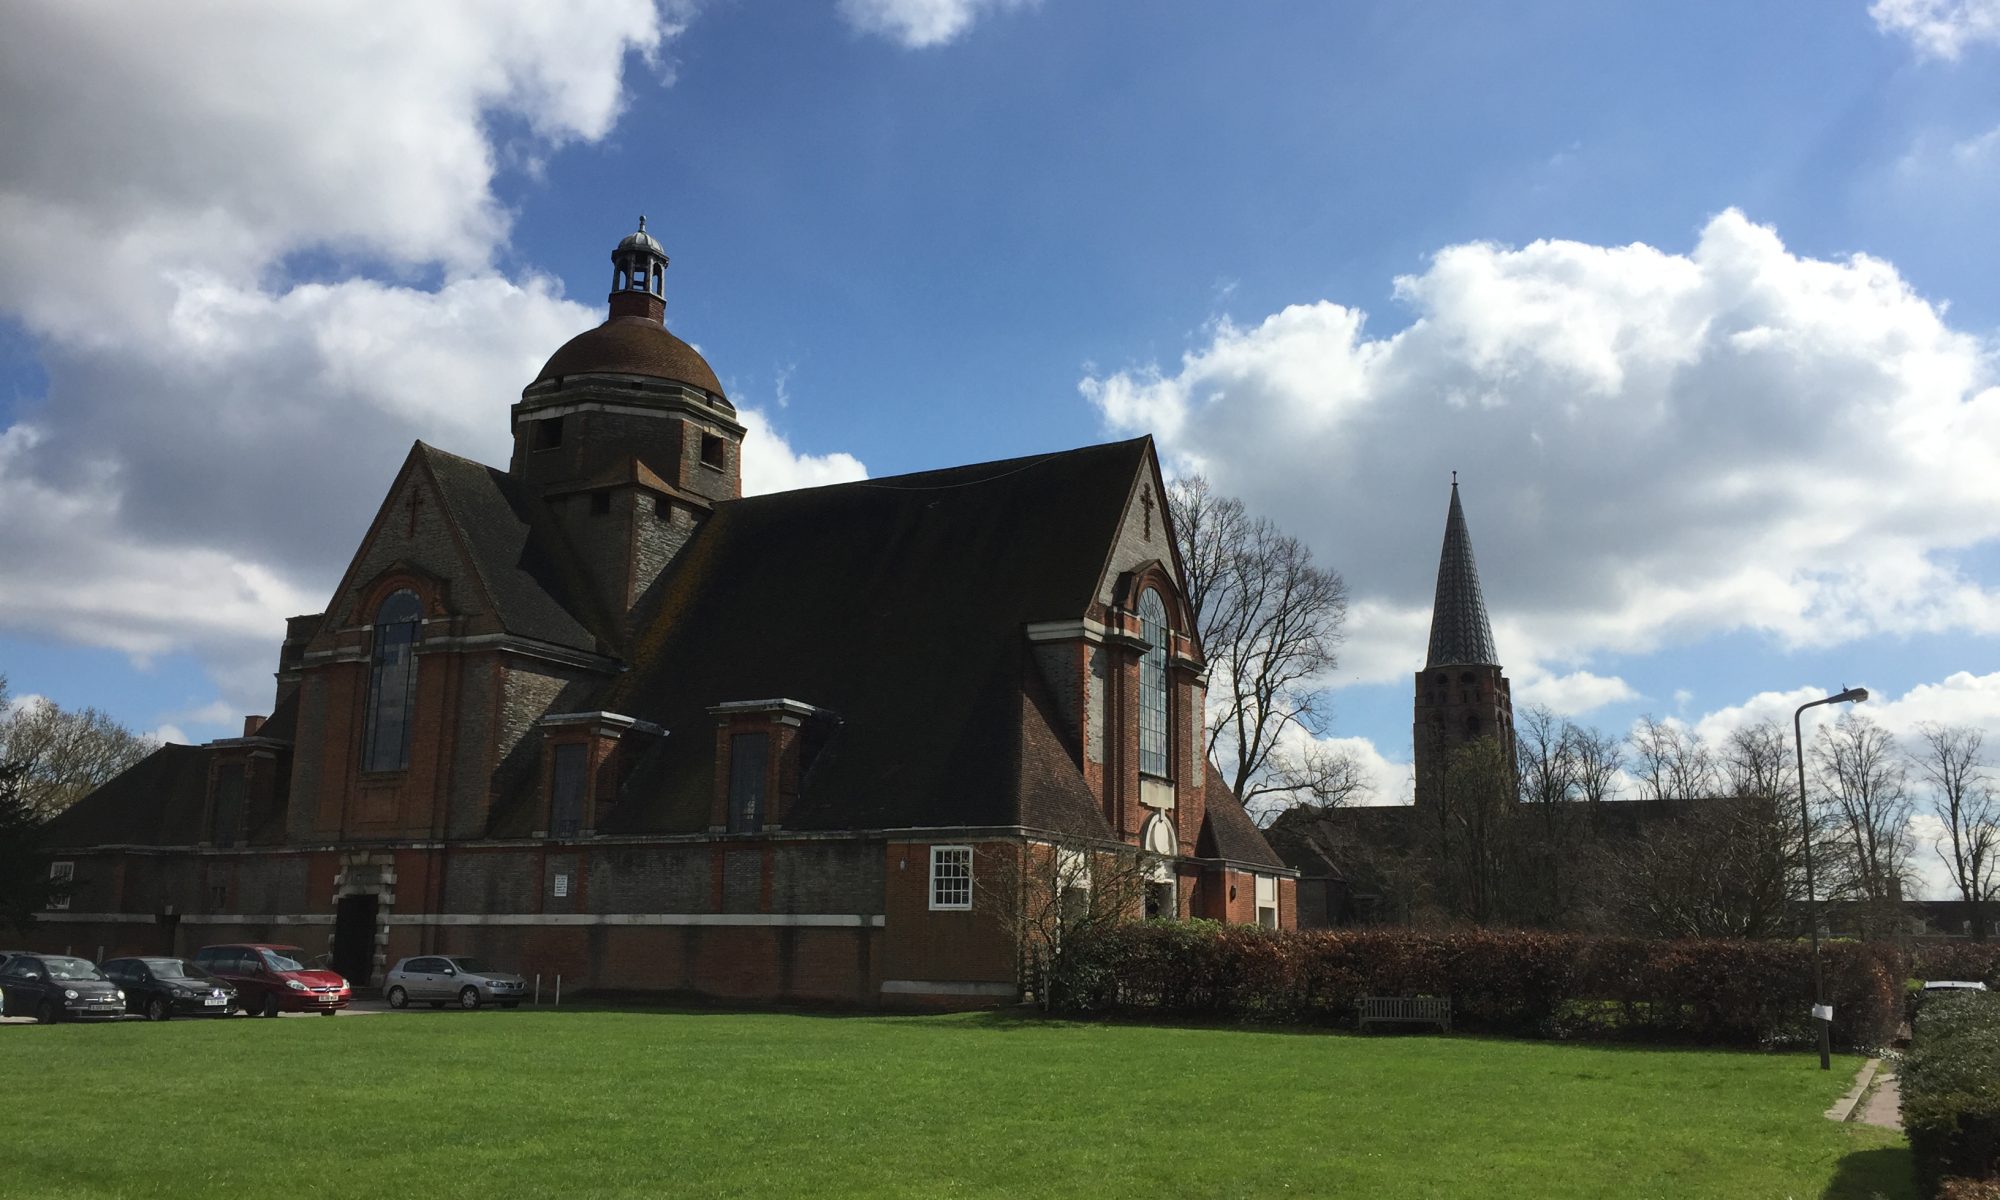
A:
1 2 1997 891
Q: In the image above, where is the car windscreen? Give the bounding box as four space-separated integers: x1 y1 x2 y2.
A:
448 958 491 975
145 959 207 980
260 948 311 972
43 957 106 981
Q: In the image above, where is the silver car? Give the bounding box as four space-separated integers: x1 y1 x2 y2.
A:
382 955 528 1010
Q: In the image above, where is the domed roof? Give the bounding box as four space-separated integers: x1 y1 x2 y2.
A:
615 216 666 259
533 316 727 399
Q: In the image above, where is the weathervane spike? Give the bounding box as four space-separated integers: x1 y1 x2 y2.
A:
638 214 647 233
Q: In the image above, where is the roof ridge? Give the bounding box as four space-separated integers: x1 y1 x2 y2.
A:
728 436 1152 505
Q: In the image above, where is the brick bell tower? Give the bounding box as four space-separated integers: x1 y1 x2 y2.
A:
509 217 747 621
1412 474 1515 811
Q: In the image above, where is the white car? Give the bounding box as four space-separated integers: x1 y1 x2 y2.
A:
382 955 528 1010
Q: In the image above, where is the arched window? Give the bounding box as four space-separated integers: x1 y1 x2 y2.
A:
1138 588 1170 778
362 590 422 772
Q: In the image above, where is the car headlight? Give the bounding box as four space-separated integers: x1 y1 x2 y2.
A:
65 989 79 1000
286 979 307 991
116 990 126 1001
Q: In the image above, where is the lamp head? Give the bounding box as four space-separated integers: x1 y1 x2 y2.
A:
1836 686 1868 705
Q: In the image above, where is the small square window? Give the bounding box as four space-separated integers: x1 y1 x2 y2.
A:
553 873 570 898
1255 875 1279 929
653 494 671 519
929 846 972 911
699 433 725 469
47 861 73 911
534 416 564 450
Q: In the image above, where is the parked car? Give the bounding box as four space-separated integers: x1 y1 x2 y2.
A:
101 957 238 1020
383 956 528 1010
192 944 350 1017
0 953 127 1023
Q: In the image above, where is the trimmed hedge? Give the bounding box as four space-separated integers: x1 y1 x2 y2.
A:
1903 990 2000 1198
1915 943 2000 988
1054 923 1903 1049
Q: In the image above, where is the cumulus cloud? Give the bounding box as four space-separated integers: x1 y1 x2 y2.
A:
836 0 1033 47
1087 210 2000 688
1871 0 2000 59
738 410 869 495
1513 669 1638 716
0 4 866 728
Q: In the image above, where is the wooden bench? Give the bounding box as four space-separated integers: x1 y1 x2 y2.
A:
1358 995 1451 1032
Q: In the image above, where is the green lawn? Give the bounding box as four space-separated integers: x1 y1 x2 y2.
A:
0 1007 1908 1199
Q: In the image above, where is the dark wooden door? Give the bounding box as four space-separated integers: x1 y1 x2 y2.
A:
332 894 380 987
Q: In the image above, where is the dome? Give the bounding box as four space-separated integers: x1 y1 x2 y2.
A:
532 316 727 399
616 227 666 258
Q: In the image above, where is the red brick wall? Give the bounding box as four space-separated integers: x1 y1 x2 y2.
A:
879 840 1018 989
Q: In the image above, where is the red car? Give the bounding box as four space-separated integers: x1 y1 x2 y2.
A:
192 944 351 1017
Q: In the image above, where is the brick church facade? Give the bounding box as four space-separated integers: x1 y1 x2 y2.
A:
40 220 1295 1005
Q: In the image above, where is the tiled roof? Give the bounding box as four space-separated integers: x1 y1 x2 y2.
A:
1424 481 1499 668
532 316 726 399
1196 774 1287 869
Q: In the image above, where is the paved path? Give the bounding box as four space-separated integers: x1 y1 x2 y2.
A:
1856 1067 1903 1130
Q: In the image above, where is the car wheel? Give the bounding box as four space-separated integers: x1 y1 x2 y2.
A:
459 986 480 1011
387 986 408 1009
147 996 172 1022
37 1000 60 1025
261 994 281 1018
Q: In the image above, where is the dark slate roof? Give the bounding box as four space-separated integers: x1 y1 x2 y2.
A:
588 438 1154 836
1425 481 1499 668
417 444 615 654
1195 775 1287 869
41 744 212 850
533 316 726 399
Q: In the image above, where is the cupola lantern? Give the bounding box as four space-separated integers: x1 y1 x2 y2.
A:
608 215 669 323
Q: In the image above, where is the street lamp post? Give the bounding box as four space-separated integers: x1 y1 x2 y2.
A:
1794 685 1868 1071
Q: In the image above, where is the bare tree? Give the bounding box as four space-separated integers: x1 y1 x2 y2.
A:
1167 475 1352 814
1912 723 1998 941
1811 713 1913 937
1571 723 1624 823
1628 716 1718 803
980 838 1162 1010
0 675 154 821
1514 705 1584 925
1437 736 1519 925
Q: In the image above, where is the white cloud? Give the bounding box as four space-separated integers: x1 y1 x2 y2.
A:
1087 210 2000 689
1514 669 1638 716
738 409 870 495
836 0 1033 47
1870 0 2000 59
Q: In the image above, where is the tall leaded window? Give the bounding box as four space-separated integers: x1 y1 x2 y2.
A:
1138 588 1170 777
362 590 422 773
727 732 770 833
550 743 587 836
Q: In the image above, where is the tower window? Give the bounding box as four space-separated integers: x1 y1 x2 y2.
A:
1138 589 1170 777
700 433 725 469
533 417 564 450
362 590 422 773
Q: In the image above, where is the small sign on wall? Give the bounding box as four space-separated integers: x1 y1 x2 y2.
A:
553 872 570 898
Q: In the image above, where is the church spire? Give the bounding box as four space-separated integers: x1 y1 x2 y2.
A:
1425 475 1499 668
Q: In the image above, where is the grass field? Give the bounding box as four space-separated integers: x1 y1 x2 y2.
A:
0 1007 1909 1199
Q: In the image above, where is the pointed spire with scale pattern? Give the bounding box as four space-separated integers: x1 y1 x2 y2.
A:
1425 474 1499 668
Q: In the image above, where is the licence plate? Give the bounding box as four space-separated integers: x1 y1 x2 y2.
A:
204 997 225 1006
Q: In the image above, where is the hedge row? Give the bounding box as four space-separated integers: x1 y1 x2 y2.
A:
1903 990 2000 1198
1913 943 2000 988
1050 923 1903 1049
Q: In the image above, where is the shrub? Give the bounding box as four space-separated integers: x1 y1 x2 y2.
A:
1915 944 2000 988
1902 991 2000 1197
1939 1180 2000 1200
1055 924 1904 1049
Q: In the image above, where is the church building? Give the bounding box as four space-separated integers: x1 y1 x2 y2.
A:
39 220 1295 1005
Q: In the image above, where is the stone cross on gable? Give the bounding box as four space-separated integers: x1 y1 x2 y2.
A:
1140 484 1154 541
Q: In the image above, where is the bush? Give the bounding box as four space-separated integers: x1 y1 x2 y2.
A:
1915 944 2000 988
1056 925 1904 1049
1939 1180 2000 1200
1903 991 2000 1197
